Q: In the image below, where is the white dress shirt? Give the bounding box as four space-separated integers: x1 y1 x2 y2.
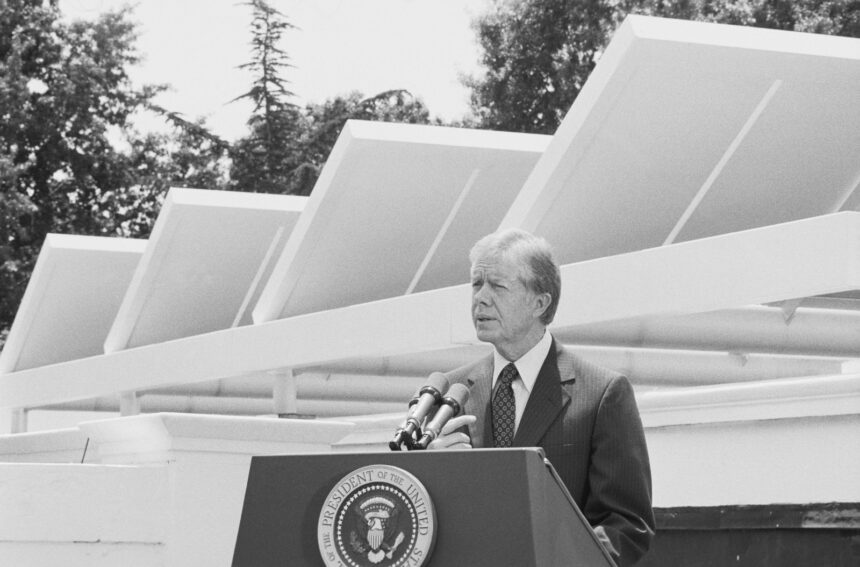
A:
491 331 553 433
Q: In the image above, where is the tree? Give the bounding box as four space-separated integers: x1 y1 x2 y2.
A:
229 0 300 194
0 0 147 337
466 0 860 134
0 0 226 343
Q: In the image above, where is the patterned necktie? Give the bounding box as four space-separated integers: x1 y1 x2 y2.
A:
492 362 518 447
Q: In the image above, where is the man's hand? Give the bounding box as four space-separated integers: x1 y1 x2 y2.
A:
427 414 476 450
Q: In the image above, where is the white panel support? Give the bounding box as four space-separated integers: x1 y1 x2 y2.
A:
232 225 286 328
4 213 860 410
271 369 298 416
663 80 783 245
406 168 481 295
637 373 860 427
119 391 140 417
539 212 860 339
0 284 468 410
833 169 860 212
10 409 27 434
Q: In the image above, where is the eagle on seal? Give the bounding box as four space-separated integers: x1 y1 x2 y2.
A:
353 495 405 564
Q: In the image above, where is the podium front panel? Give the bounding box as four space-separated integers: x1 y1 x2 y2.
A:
232 448 612 566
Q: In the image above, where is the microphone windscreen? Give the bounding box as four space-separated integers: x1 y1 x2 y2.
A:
445 383 470 406
425 372 450 393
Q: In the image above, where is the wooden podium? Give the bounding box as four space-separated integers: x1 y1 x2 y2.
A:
232 448 615 566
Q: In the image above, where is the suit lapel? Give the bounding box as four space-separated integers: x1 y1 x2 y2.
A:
463 354 494 448
513 340 572 447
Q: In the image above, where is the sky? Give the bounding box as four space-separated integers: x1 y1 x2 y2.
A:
59 0 490 141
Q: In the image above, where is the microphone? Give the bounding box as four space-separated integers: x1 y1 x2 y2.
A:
414 383 470 450
389 373 450 451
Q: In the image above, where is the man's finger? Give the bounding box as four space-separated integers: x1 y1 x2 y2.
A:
440 414 477 435
428 432 472 450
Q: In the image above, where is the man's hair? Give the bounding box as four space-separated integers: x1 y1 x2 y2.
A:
469 228 561 325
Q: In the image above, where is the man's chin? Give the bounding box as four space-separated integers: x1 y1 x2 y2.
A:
474 328 496 344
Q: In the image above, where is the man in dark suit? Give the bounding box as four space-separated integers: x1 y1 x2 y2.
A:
430 228 655 566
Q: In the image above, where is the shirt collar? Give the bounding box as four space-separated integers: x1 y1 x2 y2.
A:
492 331 553 393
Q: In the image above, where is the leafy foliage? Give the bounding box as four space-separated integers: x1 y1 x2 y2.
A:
467 0 860 134
1 0 147 336
228 0 299 194
0 0 228 341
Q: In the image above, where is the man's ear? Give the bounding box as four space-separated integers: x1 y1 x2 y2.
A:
533 292 551 319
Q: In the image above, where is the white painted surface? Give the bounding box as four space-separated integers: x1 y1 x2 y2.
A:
0 462 168 542
648 414 860 507
104 188 306 352
253 120 550 322
499 15 860 265
0 413 359 566
0 542 164 567
0 234 145 373
79 413 356 567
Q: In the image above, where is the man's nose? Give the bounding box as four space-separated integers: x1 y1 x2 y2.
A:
473 283 491 304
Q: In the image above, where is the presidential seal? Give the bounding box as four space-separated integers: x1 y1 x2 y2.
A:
317 464 436 567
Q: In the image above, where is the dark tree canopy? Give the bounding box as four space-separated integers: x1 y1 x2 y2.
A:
467 0 860 134
1 0 149 336
0 0 227 341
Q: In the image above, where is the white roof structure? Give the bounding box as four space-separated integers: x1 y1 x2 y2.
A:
253 120 550 322
1 16 859 425
0 235 145 373
500 16 860 265
103 188 306 352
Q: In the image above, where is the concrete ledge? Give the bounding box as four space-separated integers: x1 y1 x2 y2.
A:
329 412 402 452
0 428 88 463
79 412 356 464
638 373 860 427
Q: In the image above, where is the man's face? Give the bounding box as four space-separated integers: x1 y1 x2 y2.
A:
471 252 546 359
